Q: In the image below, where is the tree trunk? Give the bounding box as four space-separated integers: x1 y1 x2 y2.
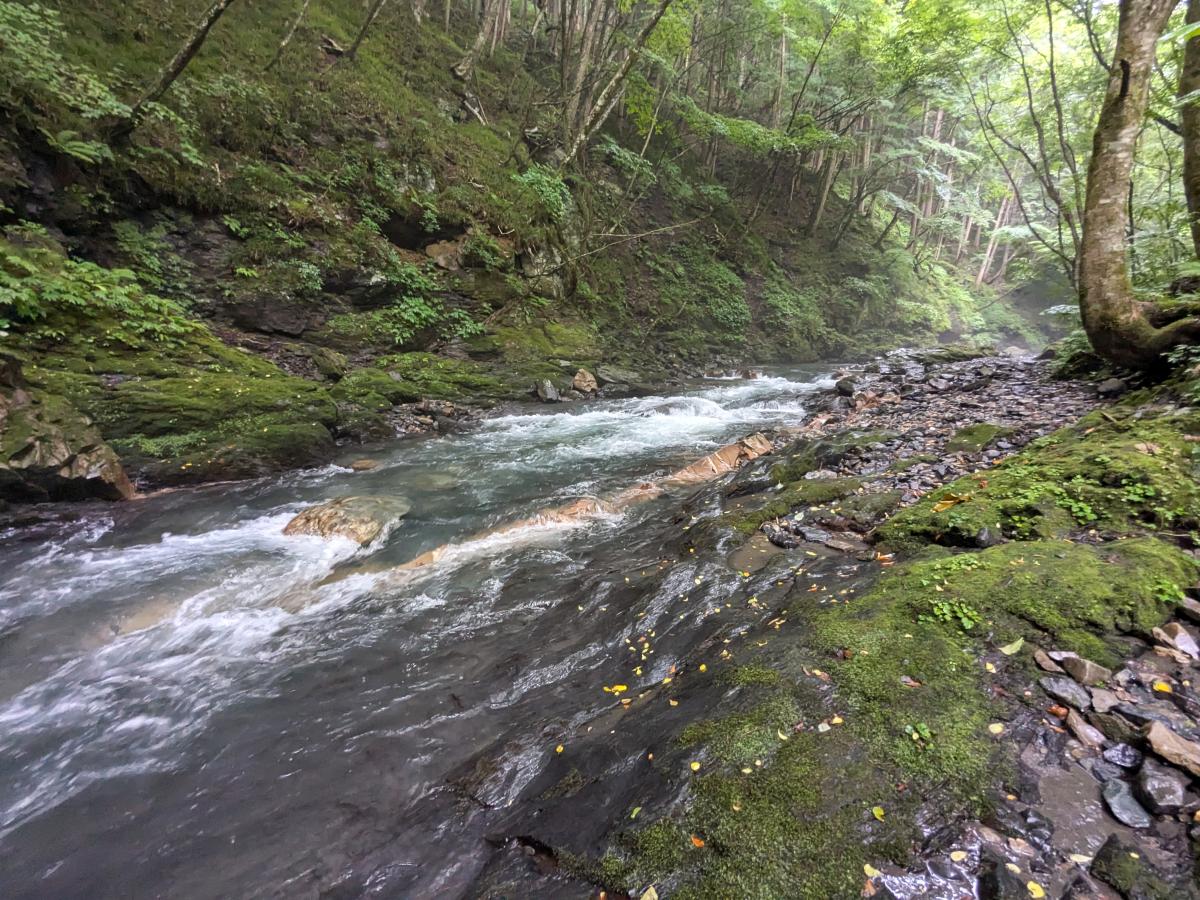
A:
1079 0 1200 367
265 0 312 71
454 0 501 79
348 0 390 58
1181 0 1200 255
560 0 675 169
125 0 236 126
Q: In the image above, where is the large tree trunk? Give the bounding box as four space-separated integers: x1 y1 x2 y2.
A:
125 0 236 125
1079 0 1200 368
1182 0 1200 255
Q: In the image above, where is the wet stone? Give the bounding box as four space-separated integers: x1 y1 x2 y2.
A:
1066 709 1106 749
1090 687 1120 714
1040 676 1092 711
1089 760 1126 782
1102 744 1143 769
1101 779 1152 829
1034 649 1064 674
1135 759 1187 815
1061 656 1112 686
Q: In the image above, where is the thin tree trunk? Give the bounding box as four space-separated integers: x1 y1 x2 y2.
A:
1181 0 1200 255
1079 0 1200 368
808 154 843 236
348 0 390 58
125 0 236 126
560 0 675 169
976 196 1011 287
265 0 312 71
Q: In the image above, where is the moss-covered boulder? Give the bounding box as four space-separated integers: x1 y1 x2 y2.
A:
1 363 133 502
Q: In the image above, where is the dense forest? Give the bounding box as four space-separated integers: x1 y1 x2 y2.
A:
3 1 1200 898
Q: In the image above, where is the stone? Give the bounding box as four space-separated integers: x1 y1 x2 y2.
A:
571 369 598 393
535 380 561 403
1153 621 1200 659
1066 709 1106 748
1101 779 1152 828
424 238 463 270
1040 676 1092 711
0 364 135 503
1096 377 1127 397
1089 760 1126 782
1134 759 1187 815
1033 648 1064 674
835 377 857 397
1091 687 1120 714
1061 656 1112 686
282 495 411 545
595 365 641 386
1102 744 1144 769
1177 596 1200 625
349 459 379 472
1145 720 1200 777
1092 834 1183 898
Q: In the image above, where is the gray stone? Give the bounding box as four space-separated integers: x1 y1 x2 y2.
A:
535 379 561 403
1096 377 1127 397
835 377 857 397
1155 622 1200 659
1066 709 1106 748
1102 744 1144 769
1135 759 1187 815
1089 760 1126 782
1091 687 1121 714
1061 656 1112 686
1040 676 1092 711
1101 779 1152 828
1033 648 1064 674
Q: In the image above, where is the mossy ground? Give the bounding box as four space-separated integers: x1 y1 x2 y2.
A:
878 406 1200 551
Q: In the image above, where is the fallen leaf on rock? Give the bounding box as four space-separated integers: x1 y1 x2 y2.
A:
863 863 881 878
932 492 971 513
1026 881 1045 899
872 806 885 821
555 744 564 754
690 835 705 848
1153 681 1173 693
1047 705 1068 718
985 662 996 673
999 637 1024 656
640 887 658 900
741 767 752 774
988 723 1005 735
950 850 968 862
668 699 679 707
1068 853 1091 864
630 806 641 819
689 761 701 772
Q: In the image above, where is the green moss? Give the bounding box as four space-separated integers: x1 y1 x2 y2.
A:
722 477 863 535
679 693 801 766
769 432 895 484
879 408 1200 550
945 423 1013 454
888 453 937 473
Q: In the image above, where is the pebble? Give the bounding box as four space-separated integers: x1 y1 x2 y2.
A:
1102 744 1143 769
1101 779 1152 828
1061 656 1112 686
1039 677 1092 711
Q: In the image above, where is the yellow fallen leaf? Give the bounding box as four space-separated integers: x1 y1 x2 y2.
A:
640 887 659 900
690 761 701 772
1006 863 1021 874
699 664 707 672
863 863 881 878
690 834 705 848
669 699 679 707
871 806 885 822
999 637 1024 656
776 729 790 741
831 715 844 725
985 662 996 673
988 723 1005 735
932 492 971 513
1153 681 1173 693
741 767 752 774
950 850 967 862
555 744 564 754
1068 853 1091 864
1026 881 1045 899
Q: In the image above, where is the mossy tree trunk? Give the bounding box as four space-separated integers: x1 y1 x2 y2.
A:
1079 0 1200 368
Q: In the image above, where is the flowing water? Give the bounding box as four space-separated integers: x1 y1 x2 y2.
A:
0 366 833 898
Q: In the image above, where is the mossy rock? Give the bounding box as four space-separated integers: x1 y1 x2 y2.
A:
945 422 1013 454
721 477 862 535
769 431 896 484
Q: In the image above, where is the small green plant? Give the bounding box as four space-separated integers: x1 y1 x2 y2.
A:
512 165 571 223
1152 578 1187 604
903 722 934 750
919 597 980 631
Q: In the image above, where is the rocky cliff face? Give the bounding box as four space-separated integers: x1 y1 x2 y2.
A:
0 356 134 503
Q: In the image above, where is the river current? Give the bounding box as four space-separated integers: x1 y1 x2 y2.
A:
0 366 832 897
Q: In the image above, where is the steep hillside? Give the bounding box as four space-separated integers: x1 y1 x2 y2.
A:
0 0 1056 496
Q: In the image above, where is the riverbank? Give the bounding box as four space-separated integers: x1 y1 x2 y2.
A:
453 350 1200 898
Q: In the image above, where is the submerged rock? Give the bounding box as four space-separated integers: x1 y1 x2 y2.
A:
1040 676 1091 711
282 495 410 544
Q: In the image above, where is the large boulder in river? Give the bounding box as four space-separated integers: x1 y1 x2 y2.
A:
535 379 561 403
0 357 134 502
283 495 411 544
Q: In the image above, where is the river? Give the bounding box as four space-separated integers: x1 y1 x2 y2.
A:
0 365 833 898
